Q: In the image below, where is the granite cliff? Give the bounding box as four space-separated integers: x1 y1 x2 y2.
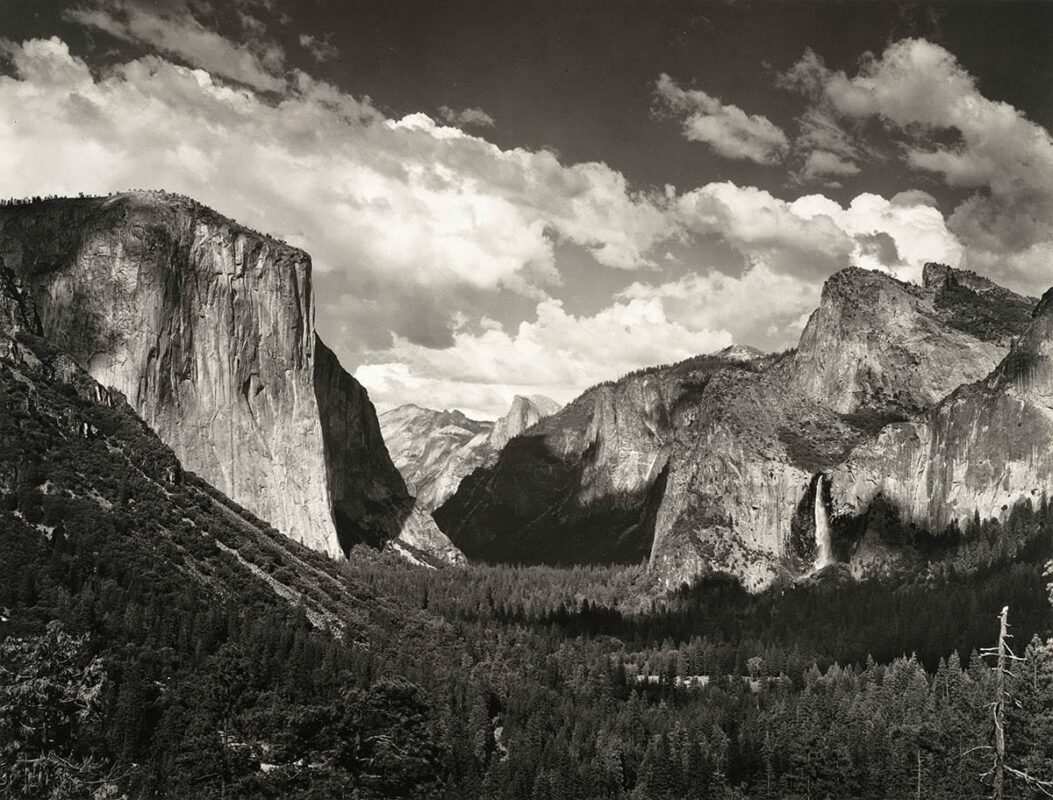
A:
792 264 1034 415
379 394 560 510
0 315 461 651
652 265 1038 589
830 287 1053 560
434 346 764 564
0 193 461 565
437 267 1040 588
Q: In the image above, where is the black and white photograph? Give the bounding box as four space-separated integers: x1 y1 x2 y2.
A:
2 0 1053 797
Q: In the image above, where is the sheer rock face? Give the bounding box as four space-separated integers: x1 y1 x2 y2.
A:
831 289 1053 535
648 359 870 591
438 265 1039 589
379 395 560 511
651 267 1037 590
791 266 1035 416
487 395 562 451
0 193 462 564
434 354 751 565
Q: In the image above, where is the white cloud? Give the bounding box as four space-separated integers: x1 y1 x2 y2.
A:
783 38 1053 294
65 1 287 92
655 73 789 165
439 105 495 129
791 192 963 282
1 32 1020 416
618 263 820 351
675 182 854 277
675 181 962 283
0 37 675 356
356 297 732 418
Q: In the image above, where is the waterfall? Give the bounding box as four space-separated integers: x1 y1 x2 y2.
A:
813 474 833 570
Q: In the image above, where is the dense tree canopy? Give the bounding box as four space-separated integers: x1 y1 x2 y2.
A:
2 340 1053 798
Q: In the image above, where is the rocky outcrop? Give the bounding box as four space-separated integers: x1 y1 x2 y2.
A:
438 264 1038 588
0 193 462 564
830 288 1053 539
791 266 1034 416
380 405 493 508
435 353 760 564
380 395 560 510
487 395 561 451
650 266 1036 590
648 357 870 590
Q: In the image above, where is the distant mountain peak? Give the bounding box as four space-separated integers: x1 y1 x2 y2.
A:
714 344 765 362
523 394 562 415
379 393 561 511
489 394 562 450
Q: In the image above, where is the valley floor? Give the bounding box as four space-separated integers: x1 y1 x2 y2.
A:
5 502 1053 799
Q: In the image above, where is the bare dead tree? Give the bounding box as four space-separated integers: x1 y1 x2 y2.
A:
976 606 1053 800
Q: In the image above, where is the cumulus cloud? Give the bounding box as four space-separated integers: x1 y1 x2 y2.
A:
439 105 495 129
0 37 677 358
655 73 789 165
791 191 963 282
783 38 1053 294
674 182 961 282
675 182 854 277
355 297 732 418
0 32 1005 414
65 0 287 92
618 264 821 351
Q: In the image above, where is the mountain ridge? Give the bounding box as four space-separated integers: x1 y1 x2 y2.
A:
379 393 560 510
0 191 461 565
437 263 1043 589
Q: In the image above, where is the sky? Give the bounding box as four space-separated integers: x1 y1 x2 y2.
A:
2 0 1053 418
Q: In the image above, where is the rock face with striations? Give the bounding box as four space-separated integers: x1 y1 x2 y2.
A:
791 265 1035 415
380 394 560 510
435 348 762 565
437 267 1039 588
0 193 461 564
830 288 1053 539
651 266 1037 589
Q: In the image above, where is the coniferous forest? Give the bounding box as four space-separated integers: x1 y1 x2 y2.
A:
3 334 1053 799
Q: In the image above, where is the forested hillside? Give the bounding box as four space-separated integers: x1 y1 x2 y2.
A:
0 331 458 798
3 327 1053 799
